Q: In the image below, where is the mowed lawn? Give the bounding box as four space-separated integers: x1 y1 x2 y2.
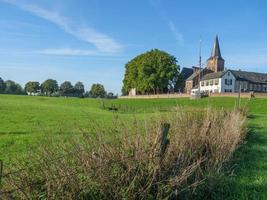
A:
0 94 267 199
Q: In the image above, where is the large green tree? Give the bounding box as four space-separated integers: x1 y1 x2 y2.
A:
25 81 40 94
41 79 58 96
89 83 106 98
0 77 6 93
122 49 180 94
59 81 74 96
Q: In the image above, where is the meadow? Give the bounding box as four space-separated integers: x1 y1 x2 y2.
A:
0 94 267 199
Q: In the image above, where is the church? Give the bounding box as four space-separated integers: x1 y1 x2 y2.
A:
185 35 267 94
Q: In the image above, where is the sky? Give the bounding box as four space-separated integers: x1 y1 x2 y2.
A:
1 0 267 94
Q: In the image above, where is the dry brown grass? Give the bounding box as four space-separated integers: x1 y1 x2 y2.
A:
1 107 247 200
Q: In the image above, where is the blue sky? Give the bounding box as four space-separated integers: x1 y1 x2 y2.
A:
1 0 267 94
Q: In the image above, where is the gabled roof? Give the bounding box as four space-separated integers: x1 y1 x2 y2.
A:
201 71 225 81
180 67 193 80
186 68 213 81
231 70 267 84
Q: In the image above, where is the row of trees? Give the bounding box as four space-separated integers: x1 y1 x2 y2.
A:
122 49 184 95
0 78 25 94
0 77 116 98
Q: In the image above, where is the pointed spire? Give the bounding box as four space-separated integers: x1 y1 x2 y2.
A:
211 34 222 58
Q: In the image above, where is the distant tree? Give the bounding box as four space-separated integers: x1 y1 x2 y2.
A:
89 83 106 98
0 77 6 93
74 81 85 97
106 92 117 99
41 79 58 96
59 81 74 96
4 80 24 94
122 49 180 94
25 81 40 94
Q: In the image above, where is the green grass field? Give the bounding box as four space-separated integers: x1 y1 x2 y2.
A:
0 94 267 199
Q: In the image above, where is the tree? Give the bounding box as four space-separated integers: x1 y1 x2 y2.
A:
89 83 106 98
0 77 6 93
41 79 58 96
74 81 85 97
4 80 24 94
59 81 74 96
122 49 180 94
25 81 40 94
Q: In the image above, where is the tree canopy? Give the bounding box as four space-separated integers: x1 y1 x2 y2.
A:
89 83 106 98
59 81 74 96
25 81 40 94
41 79 58 96
122 49 180 95
74 81 85 97
0 77 6 93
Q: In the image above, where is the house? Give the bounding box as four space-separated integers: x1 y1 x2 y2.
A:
200 69 267 93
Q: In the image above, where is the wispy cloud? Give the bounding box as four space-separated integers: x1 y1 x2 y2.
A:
168 21 184 45
39 48 99 56
2 0 123 53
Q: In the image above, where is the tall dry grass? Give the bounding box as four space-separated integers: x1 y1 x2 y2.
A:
1 107 247 200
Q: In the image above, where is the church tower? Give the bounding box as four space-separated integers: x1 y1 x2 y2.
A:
207 35 225 72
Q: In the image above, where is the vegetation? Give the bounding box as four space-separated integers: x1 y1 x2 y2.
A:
25 81 40 94
88 83 107 98
0 95 267 199
1 106 247 199
122 49 180 95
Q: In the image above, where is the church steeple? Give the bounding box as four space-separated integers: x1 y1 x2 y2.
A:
211 35 222 58
207 34 225 72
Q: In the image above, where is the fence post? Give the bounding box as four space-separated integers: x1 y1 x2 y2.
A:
0 160 3 185
159 123 170 163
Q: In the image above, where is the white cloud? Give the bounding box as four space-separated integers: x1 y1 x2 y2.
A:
39 48 99 56
2 0 123 53
168 21 184 45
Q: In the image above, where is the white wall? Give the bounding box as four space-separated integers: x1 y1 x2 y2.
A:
221 71 236 92
200 79 221 93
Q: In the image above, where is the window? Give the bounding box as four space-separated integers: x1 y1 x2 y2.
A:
228 71 230 76
225 89 232 92
205 81 209 86
225 79 232 85
210 80 214 85
201 81 204 86
215 79 219 85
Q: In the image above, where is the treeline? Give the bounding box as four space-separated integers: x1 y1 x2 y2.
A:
0 77 116 98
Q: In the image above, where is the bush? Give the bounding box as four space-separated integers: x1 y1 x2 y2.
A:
1 108 247 199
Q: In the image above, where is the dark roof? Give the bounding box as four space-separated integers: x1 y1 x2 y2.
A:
231 70 267 84
181 67 193 80
186 68 214 81
207 35 224 61
186 70 201 81
201 71 225 81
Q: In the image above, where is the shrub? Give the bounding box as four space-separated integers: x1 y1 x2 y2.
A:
1 107 247 199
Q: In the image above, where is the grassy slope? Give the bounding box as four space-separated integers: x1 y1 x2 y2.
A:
0 95 267 199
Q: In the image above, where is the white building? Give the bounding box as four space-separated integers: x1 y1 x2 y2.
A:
200 69 267 93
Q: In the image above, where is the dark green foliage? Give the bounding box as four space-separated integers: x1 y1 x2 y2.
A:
74 81 85 97
0 77 6 93
89 83 106 98
59 81 74 96
122 49 180 94
41 79 58 96
4 80 24 94
25 81 40 94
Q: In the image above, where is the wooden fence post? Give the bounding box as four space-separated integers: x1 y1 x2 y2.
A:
159 123 170 161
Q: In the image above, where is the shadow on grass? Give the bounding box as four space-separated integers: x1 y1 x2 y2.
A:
194 119 267 200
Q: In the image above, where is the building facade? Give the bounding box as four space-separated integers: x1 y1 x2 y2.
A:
200 69 267 93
